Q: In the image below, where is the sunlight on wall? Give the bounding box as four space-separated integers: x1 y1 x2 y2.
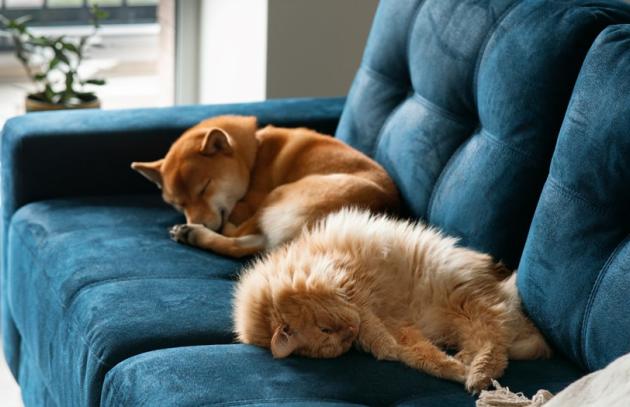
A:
198 0 267 104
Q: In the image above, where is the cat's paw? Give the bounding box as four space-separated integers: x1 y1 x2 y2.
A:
465 370 493 394
447 357 469 384
454 349 475 365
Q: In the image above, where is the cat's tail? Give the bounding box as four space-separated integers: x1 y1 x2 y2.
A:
508 319 552 360
500 273 553 360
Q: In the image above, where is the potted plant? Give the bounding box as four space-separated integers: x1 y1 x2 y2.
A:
0 5 108 112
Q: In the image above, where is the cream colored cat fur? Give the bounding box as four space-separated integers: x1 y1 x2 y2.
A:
233 208 551 393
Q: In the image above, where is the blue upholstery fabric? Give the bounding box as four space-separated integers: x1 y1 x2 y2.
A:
101 345 583 407
518 25 630 371
17 341 57 407
337 0 630 269
3 1 630 406
0 97 345 377
8 195 242 406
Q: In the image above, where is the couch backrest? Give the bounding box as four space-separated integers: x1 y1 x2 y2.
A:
336 0 630 269
518 25 630 371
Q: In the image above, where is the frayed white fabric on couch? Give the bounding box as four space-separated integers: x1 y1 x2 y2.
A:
478 352 630 407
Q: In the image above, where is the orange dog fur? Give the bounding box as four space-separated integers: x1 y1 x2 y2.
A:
131 115 400 257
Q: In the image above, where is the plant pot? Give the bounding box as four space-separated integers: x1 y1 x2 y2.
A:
25 94 101 112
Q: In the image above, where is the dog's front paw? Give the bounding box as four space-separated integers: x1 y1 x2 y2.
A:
169 224 196 244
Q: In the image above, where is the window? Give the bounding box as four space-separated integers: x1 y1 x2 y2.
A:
0 0 157 25
0 0 172 122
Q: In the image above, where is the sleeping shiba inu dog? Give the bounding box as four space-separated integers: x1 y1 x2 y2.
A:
132 115 400 258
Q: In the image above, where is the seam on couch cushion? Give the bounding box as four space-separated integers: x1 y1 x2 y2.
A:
404 0 428 71
580 233 630 371
65 276 231 311
425 137 470 221
546 177 608 214
102 363 133 407
472 0 522 110
411 92 474 125
18 336 60 407
360 65 409 90
104 378 369 407
426 125 543 222
370 95 409 158
480 128 545 165
9 225 113 368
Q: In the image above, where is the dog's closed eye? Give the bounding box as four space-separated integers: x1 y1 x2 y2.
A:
199 179 212 196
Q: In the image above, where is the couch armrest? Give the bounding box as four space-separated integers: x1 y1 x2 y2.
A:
0 97 345 221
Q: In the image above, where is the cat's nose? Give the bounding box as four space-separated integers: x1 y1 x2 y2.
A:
344 325 358 341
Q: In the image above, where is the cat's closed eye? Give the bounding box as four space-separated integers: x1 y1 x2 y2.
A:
320 327 334 334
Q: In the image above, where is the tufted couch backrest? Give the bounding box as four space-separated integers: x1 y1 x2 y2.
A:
518 25 630 371
336 0 630 269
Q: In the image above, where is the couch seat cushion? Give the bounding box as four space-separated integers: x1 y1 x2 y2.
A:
7 195 243 406
102 344 584 407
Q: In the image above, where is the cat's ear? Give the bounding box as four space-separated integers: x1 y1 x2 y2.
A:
271 324 298 358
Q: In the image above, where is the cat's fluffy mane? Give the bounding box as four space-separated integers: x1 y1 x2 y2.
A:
233 208 507 346
233 234 351 347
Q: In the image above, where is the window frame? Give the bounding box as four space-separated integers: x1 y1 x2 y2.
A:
0 1 157 26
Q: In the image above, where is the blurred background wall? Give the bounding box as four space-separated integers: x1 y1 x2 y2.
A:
266 0 378 99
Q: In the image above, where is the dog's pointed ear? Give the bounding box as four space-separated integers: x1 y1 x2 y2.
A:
270 324 298 359
201 128 233 156
131 159 164 189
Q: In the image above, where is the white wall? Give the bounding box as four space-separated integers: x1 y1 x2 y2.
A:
175 0 201 105
198 0 268 104
177 0 378 104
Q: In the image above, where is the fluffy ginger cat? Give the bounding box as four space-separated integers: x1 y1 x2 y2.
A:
233 209 551 392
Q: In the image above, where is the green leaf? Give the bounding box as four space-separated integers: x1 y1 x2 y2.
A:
2 15 31 33
33 72 46 82
48 57 60 70
29 36 51 47
92 7 109 21
54 50 70 65
74 91 97 102
14 15 32 26
90 5 109 28
83 78 105 86
44 84 55 104
65 71 75 89
62 43 80 54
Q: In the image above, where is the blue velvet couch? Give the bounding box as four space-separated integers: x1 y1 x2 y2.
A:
2 1 630 406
